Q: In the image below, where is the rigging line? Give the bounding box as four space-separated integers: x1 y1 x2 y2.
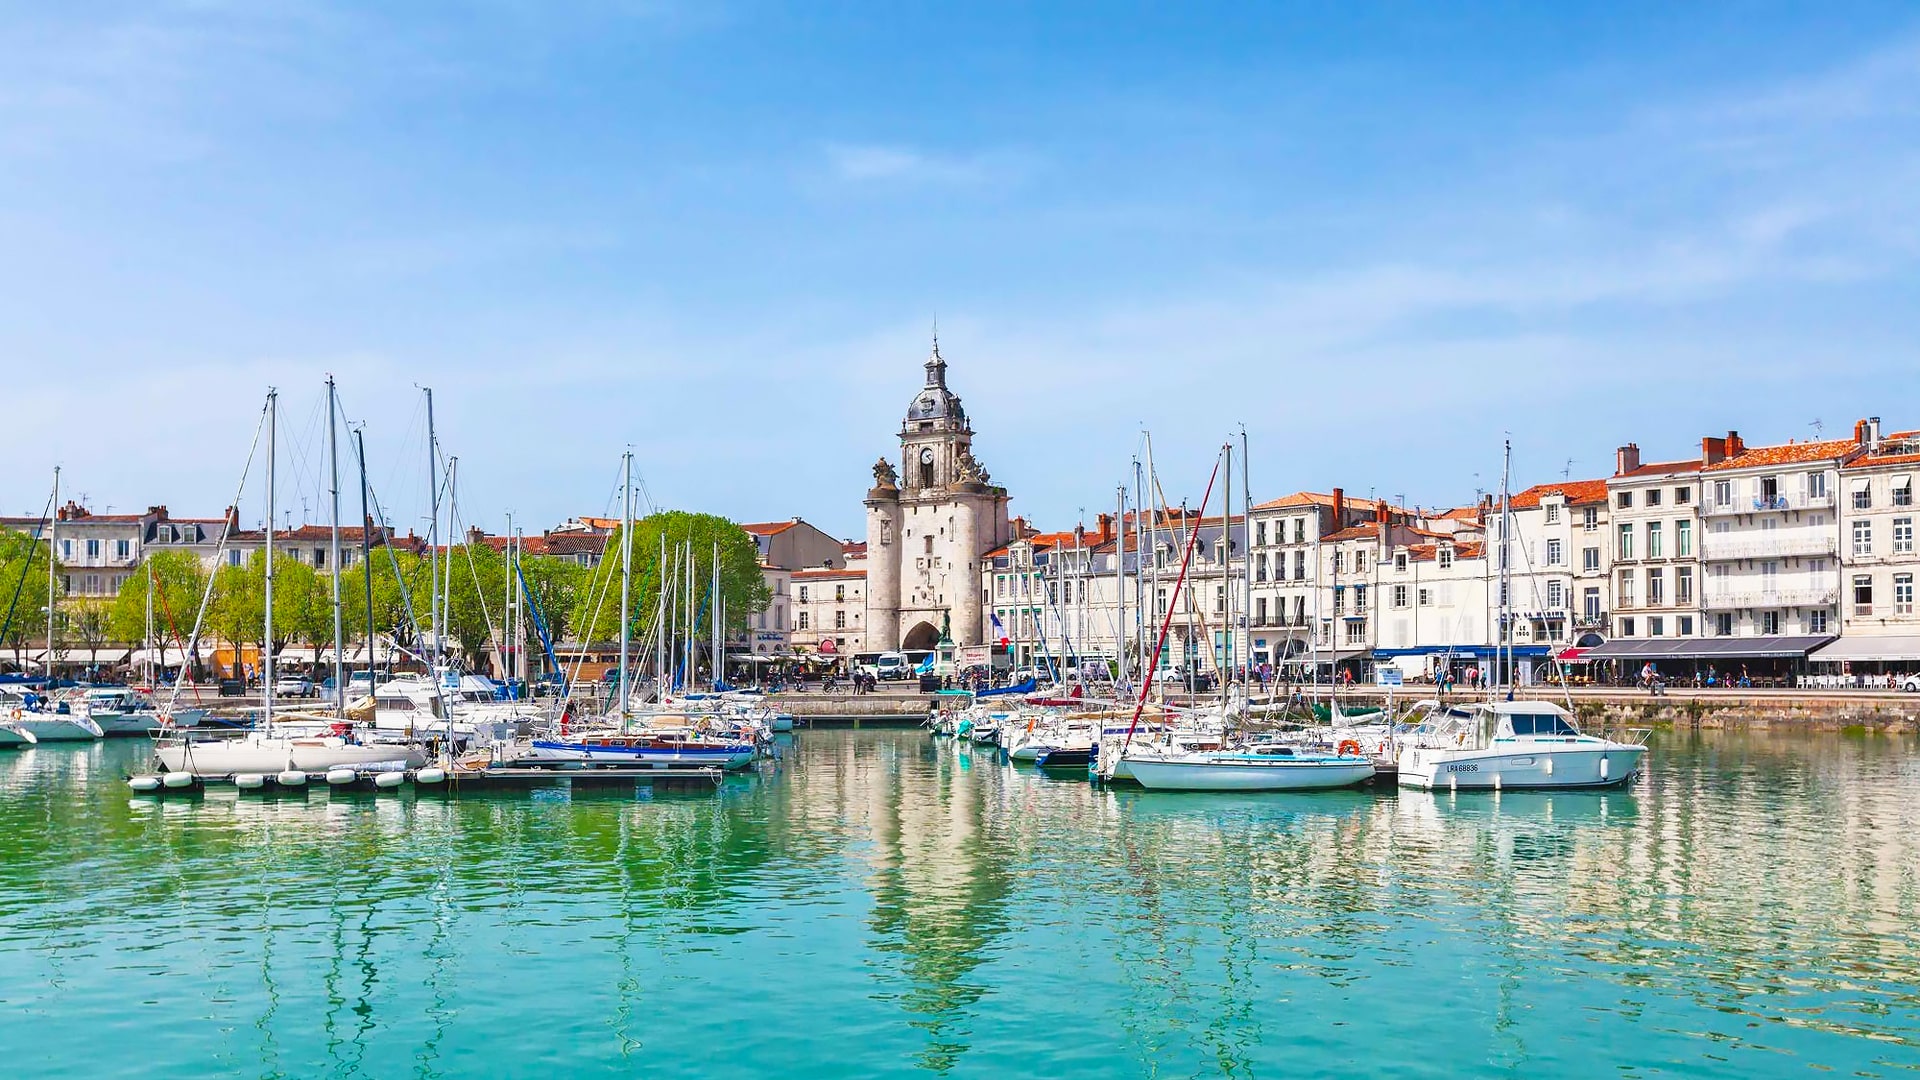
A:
362 474 450 722
1118 448 1223 763
163 395 270 720
0 487 59 648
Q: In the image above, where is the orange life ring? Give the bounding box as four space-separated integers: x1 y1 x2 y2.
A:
1337 739 1363 758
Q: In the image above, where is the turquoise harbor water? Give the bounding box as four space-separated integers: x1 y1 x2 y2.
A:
1 730 1917 1078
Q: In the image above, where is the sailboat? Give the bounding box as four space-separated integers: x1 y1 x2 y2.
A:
153 384 426 780
1394 442 1648 791
12 467 102 742
495 452 756 772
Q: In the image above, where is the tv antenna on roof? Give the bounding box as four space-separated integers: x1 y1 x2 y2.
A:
1810 418 1824 438
1562 458 1574 482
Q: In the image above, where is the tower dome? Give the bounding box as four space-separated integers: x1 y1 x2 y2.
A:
905 338 965 423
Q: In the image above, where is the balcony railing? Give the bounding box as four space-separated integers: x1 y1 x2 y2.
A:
1702 582 1839 610
1699 533 1837 561
1574 610 1609 629
1703 491 1834 517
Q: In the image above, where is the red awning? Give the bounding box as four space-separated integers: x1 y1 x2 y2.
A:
1554 647 1590 662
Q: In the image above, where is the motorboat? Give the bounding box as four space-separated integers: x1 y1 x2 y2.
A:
79 687 209 736
1395 699 1647 791
510 732 758 770
0 721 37 749
1120 746 1377 791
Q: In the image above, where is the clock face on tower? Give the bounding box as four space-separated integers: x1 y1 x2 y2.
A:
920 447 935 464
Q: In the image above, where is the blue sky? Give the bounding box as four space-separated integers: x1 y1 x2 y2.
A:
2 2 1917 539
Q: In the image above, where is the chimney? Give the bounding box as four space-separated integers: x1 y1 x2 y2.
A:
1096 513 1113 543
1869 417 1883 446
224 505 240 529
1615 443 1641 476
1331 487 1345 526
147 505 168 520
467 525 486 547
1725 430 1744 457
1702 435 1726 467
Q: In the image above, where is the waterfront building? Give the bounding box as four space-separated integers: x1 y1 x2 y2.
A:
0 502 161 599
1246 490 1391 673
1603 446 1702 646
1817 423 1920 671
790 565 866 657
864 340 1014 651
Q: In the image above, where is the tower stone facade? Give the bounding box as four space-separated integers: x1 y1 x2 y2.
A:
864 341 1012 651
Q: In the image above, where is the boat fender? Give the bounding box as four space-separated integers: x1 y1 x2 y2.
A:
415 767 447 784
277 769 308 787
373 771 405 789
1336 740 1363 758
325 768 358 786
1600 757 1609 780
129 775 163 793
162 771 196 789
236 773 267 789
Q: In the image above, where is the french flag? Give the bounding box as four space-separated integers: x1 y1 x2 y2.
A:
990 613 1009 648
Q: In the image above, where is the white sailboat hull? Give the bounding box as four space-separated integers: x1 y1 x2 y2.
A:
1124 754 1376 791
0 723 36 748
1397 744 1645 790
15 716 104 741
156 735 427 775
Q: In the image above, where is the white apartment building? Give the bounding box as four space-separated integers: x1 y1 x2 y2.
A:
1816 424 1920 670
1246 490 1391 672
789 566 864 657
1603 447 1702 644
1697 430 1854 641
1504 479 1611 650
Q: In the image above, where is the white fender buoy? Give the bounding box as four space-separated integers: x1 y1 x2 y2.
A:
373 771 405 789
1600 756 1610 780
1448 773 1457 793
236 773 267 790
1544 757 1554 777
162 771 196 789
1493 772 1502 791
414 767 447 785
277 769 308 787
129 775 163 793
325 767 357 786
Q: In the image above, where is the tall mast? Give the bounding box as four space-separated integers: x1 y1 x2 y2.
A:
1133 459 1145 678
1143 433 1160 690
443 456 458 669
1222 440 1232 714
263 389 277 735
327 376 345 712
144 559 155 686
45 466 58 678
1116 485 1129 691
353 425 378 676
618 451 633 729
1500 439 1513 697
424 387 439 665
1240 429 1253 696
656 533 668 689
711 539 721 691
504 512 515 693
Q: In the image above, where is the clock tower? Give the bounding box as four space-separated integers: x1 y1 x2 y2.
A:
865 337 1013 651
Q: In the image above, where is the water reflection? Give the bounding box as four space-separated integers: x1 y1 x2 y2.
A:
0 730 1916 1078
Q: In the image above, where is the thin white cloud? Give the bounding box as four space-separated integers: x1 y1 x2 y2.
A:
821 142 1028 187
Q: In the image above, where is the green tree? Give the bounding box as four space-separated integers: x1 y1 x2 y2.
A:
569 512 771 654
443 542 508 669
207 550 326 671
73 602 110 671
340 547 433 666
107 552 210 647
0 527 63 671
517 554 588 672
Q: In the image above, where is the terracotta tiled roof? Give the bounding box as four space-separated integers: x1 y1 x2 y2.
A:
840 541 867 556
1406 540 1486 563
1251 491 1405 514
792 567 865 581
1508 478 1609 509
1613 459 1701 479
1843 451 1920 470
1703 437 1862 472
739 520 799 537
1321 525 1377 543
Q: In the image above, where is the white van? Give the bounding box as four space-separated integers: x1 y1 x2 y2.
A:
875 652 911 681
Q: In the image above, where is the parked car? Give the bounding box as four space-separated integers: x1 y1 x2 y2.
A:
875 652 912 681
274 674 315 698
1900 674 1920 693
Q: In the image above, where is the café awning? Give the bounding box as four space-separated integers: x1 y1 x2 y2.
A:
1809 635 1920 663
1585 635 1834 661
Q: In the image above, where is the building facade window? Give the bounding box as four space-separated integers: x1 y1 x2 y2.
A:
1545 504 1560 524
1617 524 1634 560
798 586 809 603
1852 520 1873 557
1394 552 1408 572
1762 610 1780 634
835 610 847 629
1853 484 1872 510
1896 574 1915 615
797 611 809 629
1437 547 1453 570
1713 480 1732 508
1619 616 1636 637
1618 569 1635 607
1716 613 1734 635
1895 479 1914 507
1546 539 1563 566
1853 575 1873 616
1617 492 1633 509
1582 506 1598 531
1676 566 1693 605
1678 615 1694 635
1809 609 1828 633
1547 580 1563 608
1649 616 1664 636
1894 517 1914 555
1676 519 1692 557
1647 489 1663 507
1393 584 1409 608
1583 546 1600 572
1647 522 1663 558
1648 568 1665 605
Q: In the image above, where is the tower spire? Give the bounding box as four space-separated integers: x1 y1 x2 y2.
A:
925 321 947 388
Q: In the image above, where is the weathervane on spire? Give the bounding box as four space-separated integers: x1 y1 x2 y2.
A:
925 317 947 388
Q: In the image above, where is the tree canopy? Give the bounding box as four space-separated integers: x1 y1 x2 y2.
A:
570 512 771 648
